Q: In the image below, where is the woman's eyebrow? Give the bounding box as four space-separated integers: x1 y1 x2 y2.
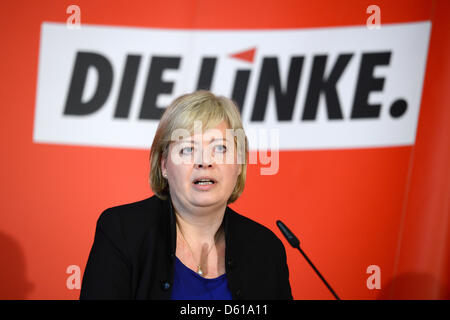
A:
178 137 229 144
209 138 228 143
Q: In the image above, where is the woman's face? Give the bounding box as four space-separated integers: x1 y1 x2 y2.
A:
161 120 242 212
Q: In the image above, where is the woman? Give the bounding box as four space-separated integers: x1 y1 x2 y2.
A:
80 90 292 300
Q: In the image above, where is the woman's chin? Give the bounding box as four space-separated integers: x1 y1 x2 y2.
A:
189 194 226 208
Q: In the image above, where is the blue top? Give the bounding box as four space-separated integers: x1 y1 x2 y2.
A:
170 257 233 300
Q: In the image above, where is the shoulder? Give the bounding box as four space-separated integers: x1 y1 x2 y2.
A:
99 195 164 218
96 195 167 238
226 207 285 253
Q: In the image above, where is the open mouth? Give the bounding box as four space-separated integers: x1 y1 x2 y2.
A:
193 178 217 185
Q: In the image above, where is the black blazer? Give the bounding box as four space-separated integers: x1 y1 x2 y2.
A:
80 195 292 300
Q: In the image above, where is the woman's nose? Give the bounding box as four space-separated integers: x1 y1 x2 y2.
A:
194 147 214 168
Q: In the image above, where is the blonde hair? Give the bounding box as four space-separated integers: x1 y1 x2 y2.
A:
149 90 248 204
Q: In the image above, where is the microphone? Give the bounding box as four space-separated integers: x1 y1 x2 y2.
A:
276 220 341 300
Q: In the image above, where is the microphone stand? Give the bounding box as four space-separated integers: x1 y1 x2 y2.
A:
295 244 340 300
276 220 341 300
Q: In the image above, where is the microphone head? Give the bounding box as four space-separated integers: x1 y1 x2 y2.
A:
276 220 300 249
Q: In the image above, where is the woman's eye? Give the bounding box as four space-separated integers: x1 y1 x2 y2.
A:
214 145 227 153
180 146 194 155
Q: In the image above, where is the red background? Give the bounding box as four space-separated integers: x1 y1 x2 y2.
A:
0 0 448 299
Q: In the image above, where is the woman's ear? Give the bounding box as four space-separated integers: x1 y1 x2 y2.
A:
161 156 167 177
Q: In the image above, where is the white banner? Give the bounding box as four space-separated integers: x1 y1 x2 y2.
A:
34 22 431 150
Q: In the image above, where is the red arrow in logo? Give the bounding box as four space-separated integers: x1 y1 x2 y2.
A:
229 47 256 63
